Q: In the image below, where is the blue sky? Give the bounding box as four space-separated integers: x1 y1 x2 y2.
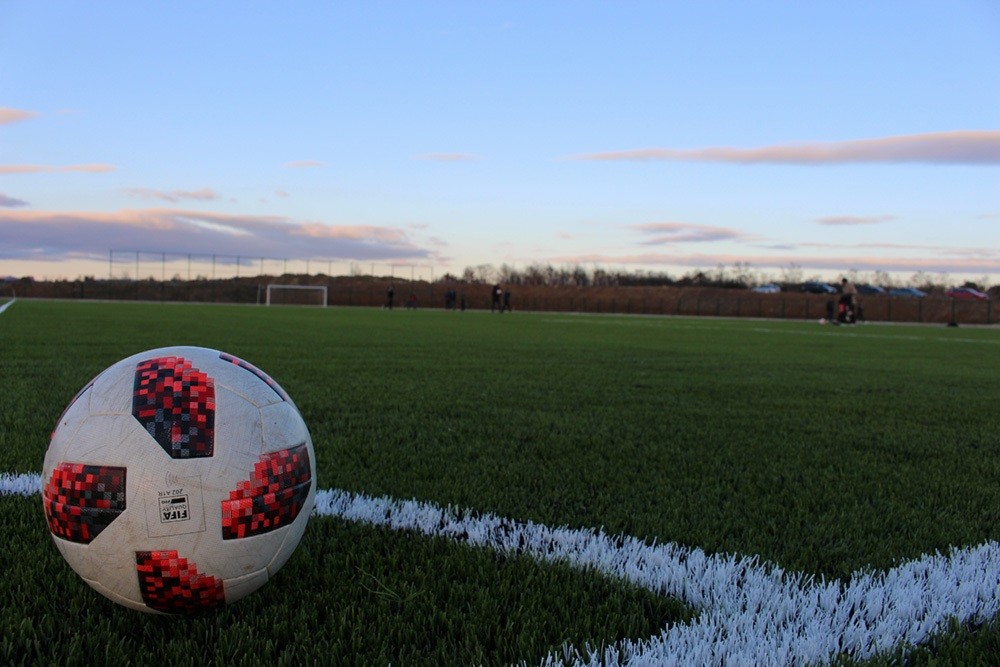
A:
2 2 999 284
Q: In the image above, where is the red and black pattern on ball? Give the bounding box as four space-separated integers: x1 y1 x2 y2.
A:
219 352 290 402
136 550 225 614
221 443 311 540
43 463 126 544
133 356 216 458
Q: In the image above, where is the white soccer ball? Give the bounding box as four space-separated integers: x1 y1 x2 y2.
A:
41 346 316 614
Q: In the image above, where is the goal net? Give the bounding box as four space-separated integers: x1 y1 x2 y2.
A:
265 284 328 307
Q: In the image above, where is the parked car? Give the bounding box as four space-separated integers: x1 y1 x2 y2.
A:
856 284 885 295
800 281 837 294
946 287 989 301
751 283 781 294
888 287 927 298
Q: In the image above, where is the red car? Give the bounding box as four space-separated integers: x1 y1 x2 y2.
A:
946 287 989 301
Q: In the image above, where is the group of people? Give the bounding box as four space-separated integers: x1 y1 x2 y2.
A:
383 285 418 310
443 288 465 311
827 277 862 324
490 284 512 313
384 284 510 313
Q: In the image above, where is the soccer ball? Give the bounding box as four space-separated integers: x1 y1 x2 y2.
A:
41 346 316 614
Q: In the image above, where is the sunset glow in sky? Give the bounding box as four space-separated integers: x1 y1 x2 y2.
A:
2 2 999 284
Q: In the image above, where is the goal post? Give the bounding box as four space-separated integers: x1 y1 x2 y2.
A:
265 284 328 307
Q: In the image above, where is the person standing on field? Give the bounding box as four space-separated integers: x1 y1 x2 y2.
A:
491 284 501 312
839 277 857 324
385 284 395 310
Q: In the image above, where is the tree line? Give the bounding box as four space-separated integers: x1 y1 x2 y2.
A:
440 262 990 293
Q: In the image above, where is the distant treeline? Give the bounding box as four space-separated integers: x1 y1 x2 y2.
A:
3 261 991 295
441 262 991 293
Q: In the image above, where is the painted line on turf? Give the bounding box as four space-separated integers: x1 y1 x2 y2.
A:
750 325 1000 345
0 298 15 315
544 316 1000 346
4 472 998 666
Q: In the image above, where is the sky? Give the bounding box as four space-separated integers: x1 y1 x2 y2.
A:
1 1 999 285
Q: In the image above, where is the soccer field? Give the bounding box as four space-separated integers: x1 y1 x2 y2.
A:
2 300 999 664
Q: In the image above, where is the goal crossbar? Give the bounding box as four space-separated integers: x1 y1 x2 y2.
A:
265 284 328 307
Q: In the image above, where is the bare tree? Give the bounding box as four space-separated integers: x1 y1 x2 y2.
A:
779 263 803 286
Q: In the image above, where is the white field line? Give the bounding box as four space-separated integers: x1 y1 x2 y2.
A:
0 298 15 315
5 472 998 666
749 325 1000 346
544 315 1000 345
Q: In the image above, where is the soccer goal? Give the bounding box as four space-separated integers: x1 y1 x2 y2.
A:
265 284 328 307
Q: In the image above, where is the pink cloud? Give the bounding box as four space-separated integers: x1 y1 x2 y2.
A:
293 223 408 243
123 187 221 203
629 222 752 244
816 215 896 226
0 163 115 174
0 208 431 263
0 108 38 125
571 131 1000 165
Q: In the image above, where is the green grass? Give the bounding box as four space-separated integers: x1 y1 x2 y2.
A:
2 300 999 664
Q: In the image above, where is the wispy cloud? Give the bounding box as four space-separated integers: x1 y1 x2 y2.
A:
629 222 753 244
571 131 1000 165
0 208 432 263
0 108 38 125
0 163 115 174
414 153 480 162
0 194 28 208
816 215 896 226
293 223 409 243
284 160 324 169
123 187 221 203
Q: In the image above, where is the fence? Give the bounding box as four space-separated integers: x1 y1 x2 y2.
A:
106 250 436 284
17 277 996 326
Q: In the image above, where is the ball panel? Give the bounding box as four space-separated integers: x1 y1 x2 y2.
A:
221 443 312 540
219 352 291 403
136 549 226 613
43 463 126 544
84 575 157 614
266 506 313 576
50 375 98 439
132 355 216 459
44 383 92 469
87 357 137 415
219 567 270 605
260 401 312 452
